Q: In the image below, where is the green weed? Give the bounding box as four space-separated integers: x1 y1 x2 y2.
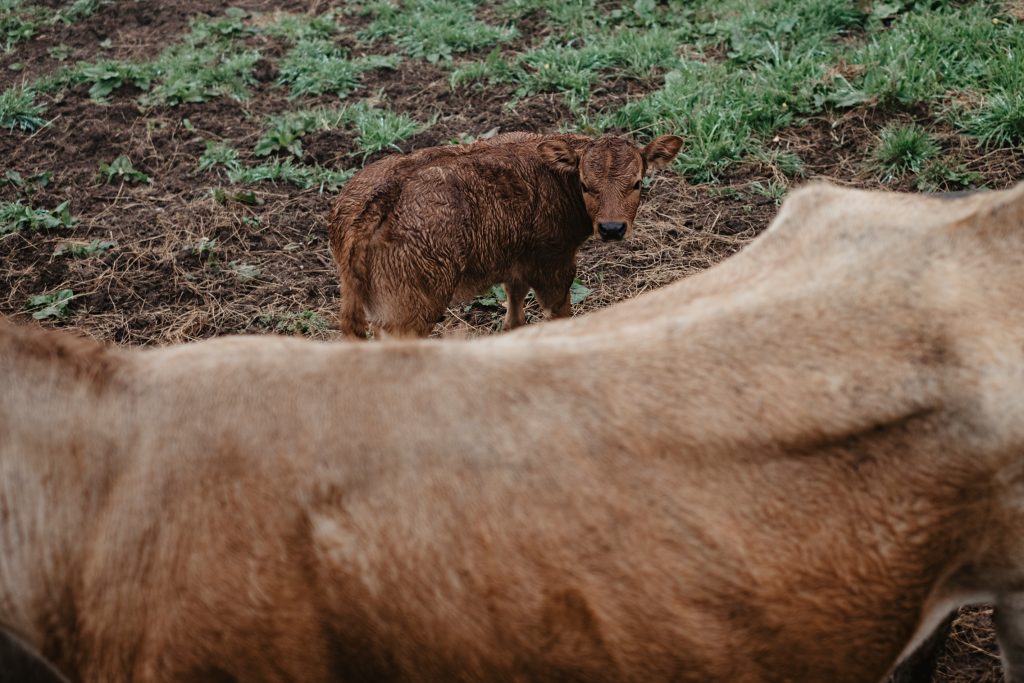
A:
254 105 348 157
47 44 72 61
51 0 111 25
190 237 219 268
99 155 151 184
26 288 75 320
228 261 260 282
77 60 153 100
453 26 682 108
197 142 243 175
469 284 507 310
912 159 981 192
498 0 603 34
252 101 421 159
3 169 52 191
0 200 76 234
210 187 263 206
1 12 34 50
54 239 115 258
570 279 592 305
189 9 254 42
255 310 330 336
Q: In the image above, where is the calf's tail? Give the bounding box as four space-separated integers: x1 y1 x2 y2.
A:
327 189 393 339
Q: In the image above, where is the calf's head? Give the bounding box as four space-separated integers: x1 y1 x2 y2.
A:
538 134 683 241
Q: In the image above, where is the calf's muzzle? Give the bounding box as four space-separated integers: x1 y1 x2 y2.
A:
598 221 627 241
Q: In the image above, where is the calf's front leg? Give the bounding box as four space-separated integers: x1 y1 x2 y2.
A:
996 592 1024 683
503 280 528 330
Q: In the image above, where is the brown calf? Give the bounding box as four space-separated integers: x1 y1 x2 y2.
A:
4 182 1024 683
327 132 682 338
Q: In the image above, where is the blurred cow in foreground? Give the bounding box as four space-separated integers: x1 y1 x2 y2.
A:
2 182 1024 682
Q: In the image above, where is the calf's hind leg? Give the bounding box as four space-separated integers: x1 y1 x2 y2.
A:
503 280 528 330
375 285 452 339
532 265 575 321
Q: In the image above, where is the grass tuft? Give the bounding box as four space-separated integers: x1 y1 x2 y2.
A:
197 142 243 175
227 159 353 191
960 89 1024 148
872 123 940 181
355 0 517 63
277 39 399 98
0 85 44 131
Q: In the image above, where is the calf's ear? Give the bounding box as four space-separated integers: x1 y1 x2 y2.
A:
643 135 684 172
538 140 579 174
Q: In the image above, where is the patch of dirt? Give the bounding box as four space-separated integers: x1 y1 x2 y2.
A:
934 607 1004 683
0 0 318 90
773 107 1024 192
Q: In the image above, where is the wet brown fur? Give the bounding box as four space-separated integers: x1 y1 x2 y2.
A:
5 183 1024 682
327 132 682 338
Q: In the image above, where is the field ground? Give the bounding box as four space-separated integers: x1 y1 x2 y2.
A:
1 0 1022 679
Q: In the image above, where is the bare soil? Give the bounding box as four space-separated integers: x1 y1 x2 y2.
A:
0 3 1018 681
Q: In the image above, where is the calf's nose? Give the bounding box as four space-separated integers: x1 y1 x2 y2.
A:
598 222 626 241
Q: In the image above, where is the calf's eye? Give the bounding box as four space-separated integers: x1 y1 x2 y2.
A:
580 181 590 193
633 180 642 190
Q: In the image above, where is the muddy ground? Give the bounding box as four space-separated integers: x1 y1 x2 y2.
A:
1 1 1021 680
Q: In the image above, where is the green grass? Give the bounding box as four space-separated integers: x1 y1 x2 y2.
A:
277 38 399 98
0 84 44 130
452 25 685 110
51 0 111 25
354 0 517 63
872 123 940 181
197 141 243 175
143 42 261 105
958 90 1024 148
343 100 423 156
254 105 349 157
525 0 1024 179
2 0 108 55
3 0 1022 191
498 0 601 32
251 101 422 159
754 149 807 178
748 179 788 204
258 10 339 42
227 159 353 191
